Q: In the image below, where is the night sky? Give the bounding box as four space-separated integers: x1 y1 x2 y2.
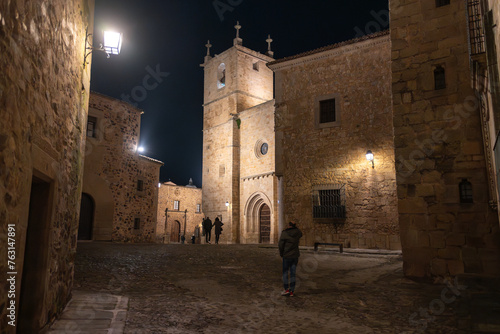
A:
90 0 389 187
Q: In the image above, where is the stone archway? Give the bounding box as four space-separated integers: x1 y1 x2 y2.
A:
243 192 273 244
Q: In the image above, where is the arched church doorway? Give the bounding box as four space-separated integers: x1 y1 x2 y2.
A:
170 220 181 242
78 193 94 240
260 204 271 243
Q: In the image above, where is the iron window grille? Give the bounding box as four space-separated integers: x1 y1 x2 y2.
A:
459 179 473 203
434 66 446 90
87 116 97 138
467 0 485 55
319 98 336 124
174 200 180 210
312 184 346 220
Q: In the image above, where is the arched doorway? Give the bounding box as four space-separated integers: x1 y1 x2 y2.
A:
78 193 94 240
170 220 181 242
260 204 271 243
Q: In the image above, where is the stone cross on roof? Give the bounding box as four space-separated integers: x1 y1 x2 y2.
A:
266 34 274 57
205 40 212 56
234 21 242 46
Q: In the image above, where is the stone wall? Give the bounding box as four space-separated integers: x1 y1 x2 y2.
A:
86 93 162 243
156 182 204 243
390 0 500 277
270 33 400 250
0 1 94 332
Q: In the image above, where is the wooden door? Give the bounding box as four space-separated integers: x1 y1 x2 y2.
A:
259 204 271 243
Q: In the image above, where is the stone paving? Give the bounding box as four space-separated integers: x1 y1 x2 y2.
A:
50 242 488 333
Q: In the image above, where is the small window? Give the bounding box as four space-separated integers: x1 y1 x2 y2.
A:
217 63 226 89
434 66 446 90
134 218 141 230
459 179 473 203
196 204 201 213
87 116 97 138
260 143 268 155
137 180 144 191
320 99 336 124
436 0 450 7
312 184 346 220
174 200 180 210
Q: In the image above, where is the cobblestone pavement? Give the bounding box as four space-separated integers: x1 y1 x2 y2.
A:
72 242 465 334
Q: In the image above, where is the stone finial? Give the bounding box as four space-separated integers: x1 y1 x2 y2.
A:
189 178 193 185
266 34 274 57
234 21 242 46
205 40 212 56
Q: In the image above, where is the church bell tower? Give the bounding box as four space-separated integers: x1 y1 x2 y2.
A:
201 22 274 243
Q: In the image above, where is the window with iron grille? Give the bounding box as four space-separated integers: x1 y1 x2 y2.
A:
434 66 446 90
435 0 450 7
312 184 346 220
137 179 144 191
459 179 473 203
196 204 201 213
319 99 336 124
467 0 485 55
174 200 180 210
87 116 97 138
134 218 141 230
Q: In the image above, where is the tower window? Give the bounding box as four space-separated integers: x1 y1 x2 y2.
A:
134 218 141 230
436 0 450 7
217 63 226 89
459 179 473 203
87 116 97 138
174 200 180 210
320 99 336 123
434 66 446 90
137 179 144 191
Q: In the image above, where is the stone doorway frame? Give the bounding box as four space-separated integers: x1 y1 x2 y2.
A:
243 192 273 244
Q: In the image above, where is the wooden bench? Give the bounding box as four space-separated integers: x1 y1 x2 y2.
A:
314 242 343 253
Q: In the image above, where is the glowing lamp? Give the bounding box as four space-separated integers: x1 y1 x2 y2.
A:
366 150 374 169
103 31 123 55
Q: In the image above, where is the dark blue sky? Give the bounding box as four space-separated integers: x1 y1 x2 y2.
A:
90 0 389 187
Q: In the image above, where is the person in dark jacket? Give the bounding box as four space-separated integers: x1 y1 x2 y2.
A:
213 217 224 244
278 222 303 297
203 217 213 244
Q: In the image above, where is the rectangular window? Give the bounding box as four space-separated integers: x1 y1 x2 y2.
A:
134 218 140 230
137 180 144 191
312 184 346 220
196 204 201 213
87 116 97 138
319 99 336 124
434 66 446 90
174 200 179 210
436 0 450 7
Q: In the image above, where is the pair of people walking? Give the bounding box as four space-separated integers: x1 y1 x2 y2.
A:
202 217 223 244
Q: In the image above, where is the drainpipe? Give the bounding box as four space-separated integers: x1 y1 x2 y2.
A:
184 209 187 236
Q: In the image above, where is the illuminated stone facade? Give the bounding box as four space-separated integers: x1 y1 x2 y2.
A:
269 32 400 250
390 0 500 277
201 38 278 244
156 180 204 243
83 92 163 243
0 1 94 332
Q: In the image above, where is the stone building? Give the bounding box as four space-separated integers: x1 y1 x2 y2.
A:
83 92 163 243
201 30 278 244
156 179 204 243
390 0 500 277
269 31 400 250
0 1 95 332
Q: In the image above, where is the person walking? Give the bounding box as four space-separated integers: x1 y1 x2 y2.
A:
203 217 213 244
213 217 224 244
278 221 303 297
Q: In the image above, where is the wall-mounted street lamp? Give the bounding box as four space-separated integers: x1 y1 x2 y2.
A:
225 201 230 207
366 150 374 168
84 29 123 66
